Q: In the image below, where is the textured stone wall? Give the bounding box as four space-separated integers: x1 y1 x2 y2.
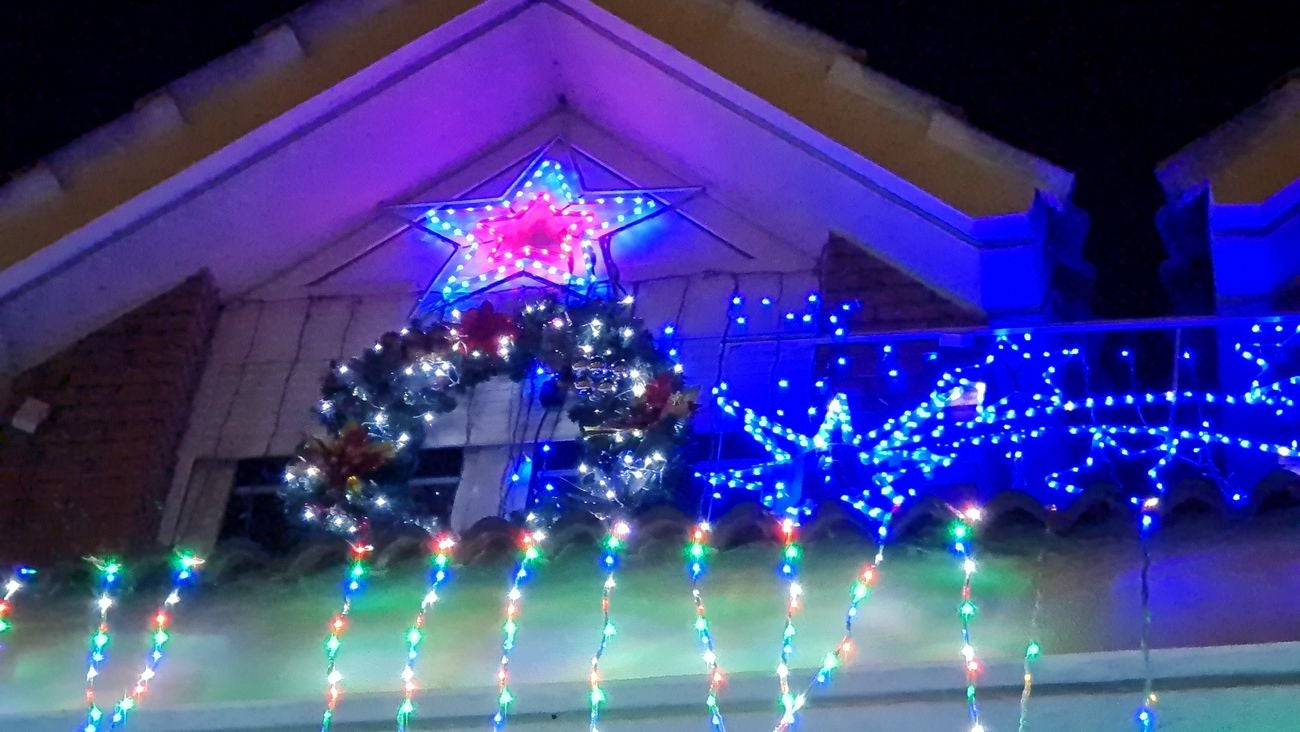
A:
0 272 217 562
818 235 985 331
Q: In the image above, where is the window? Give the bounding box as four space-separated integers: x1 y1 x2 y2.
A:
220 448 464 553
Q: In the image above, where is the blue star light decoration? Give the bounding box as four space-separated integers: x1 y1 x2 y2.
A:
701 390 859 515
392 143 699 320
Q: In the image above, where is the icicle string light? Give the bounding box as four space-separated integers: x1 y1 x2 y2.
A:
588 520 631 732
687 522 727 732
1137 501 1158 731
109 552 204 729
396 535 456 731
82 557 123 732
321 543 373 732
773 513 893 732
1019 638 1042 732
1019 549 1045 732
0 568 32 639
950 507 985 732
492 528 546 731
774 518 802 719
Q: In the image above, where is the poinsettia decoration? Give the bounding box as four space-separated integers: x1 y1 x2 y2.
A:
454 301 519 356
304 422 394 489
594 373 700 431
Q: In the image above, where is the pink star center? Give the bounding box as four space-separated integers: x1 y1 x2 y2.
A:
478 193 594 270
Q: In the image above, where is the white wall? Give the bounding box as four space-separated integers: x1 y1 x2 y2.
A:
160 113 824 541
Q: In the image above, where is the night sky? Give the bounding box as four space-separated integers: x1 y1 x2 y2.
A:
2 1 1296 317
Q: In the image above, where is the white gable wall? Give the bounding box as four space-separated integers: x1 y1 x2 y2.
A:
0 0 1065 378
160 111 822 540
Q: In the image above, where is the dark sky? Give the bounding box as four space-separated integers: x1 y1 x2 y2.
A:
1 1 1296 317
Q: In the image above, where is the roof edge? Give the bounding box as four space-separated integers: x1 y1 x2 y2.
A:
1156 74 1300 201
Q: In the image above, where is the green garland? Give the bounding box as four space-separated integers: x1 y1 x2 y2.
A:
282 295 696 536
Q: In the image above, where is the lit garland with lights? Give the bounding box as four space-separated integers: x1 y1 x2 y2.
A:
685 522 727 732
283 295 694 537
109 552 204 729
82 557 123 732
320 543 372 731
588 520 631 732
492 529 545 731
397 534 456 731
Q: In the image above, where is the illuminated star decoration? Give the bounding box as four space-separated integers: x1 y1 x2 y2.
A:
393 142 699 320
701 390 857 515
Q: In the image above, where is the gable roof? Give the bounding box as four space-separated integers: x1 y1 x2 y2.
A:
1157 75 1299 205
0 0 1072 373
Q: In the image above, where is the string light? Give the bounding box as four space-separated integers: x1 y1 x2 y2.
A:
773 511 894 732
397 535 456 731
109 552 204 729
950 507 984 732
82 557 123 732
588 520 631 732
686 523 727 732
320 543 372 731
0 568 32 640
775 518 802 720
1020 639 1042 732
1019 544 1046 732
1137 500 1158 731
493 529 546 731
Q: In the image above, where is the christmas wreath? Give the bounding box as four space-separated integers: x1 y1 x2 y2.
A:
282 296 697 536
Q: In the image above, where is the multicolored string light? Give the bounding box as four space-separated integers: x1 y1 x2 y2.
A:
397 534 456 731
774 518 803 719
686 522 726 732
773 512 893 732
1019 638 1043 732
109 552 204 729
82 557 123 732
1019 549 1045 732
950 507 985 732
492 528 546 731
0 568 32 639
321 542 373 732
588 520 631 732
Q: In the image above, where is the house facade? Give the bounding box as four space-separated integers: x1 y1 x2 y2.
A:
1 2 1298 731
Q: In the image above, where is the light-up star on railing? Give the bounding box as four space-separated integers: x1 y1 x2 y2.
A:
700 391 857 514
392 144 699 319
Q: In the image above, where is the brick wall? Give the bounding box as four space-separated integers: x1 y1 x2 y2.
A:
0 272 218 562
818 234 985 332
815 235 986 414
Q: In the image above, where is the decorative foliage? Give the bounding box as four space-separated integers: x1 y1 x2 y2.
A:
283 295 693 536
